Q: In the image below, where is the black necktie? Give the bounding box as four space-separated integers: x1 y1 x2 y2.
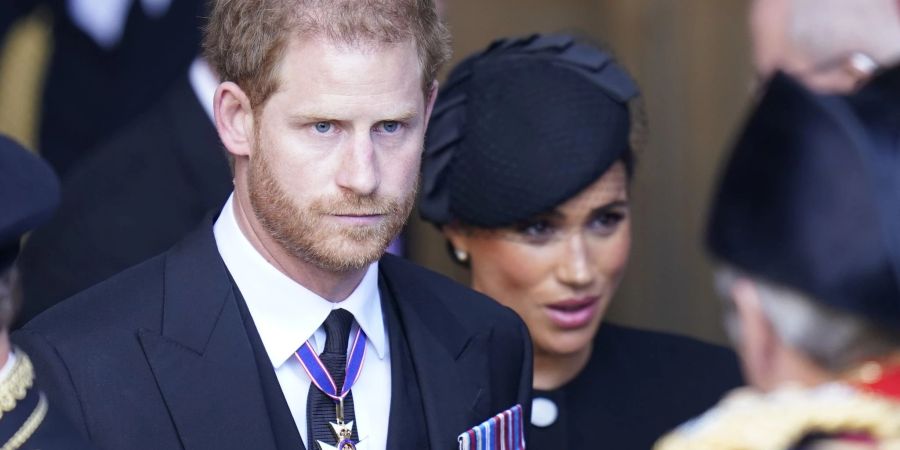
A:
307 309 359 449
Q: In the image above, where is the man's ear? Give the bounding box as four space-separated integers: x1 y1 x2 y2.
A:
422 80 439 130
731 278 778 389
214 81 255 158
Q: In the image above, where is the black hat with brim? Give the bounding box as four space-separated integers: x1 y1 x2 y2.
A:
0 135 60 272
706 72 900 328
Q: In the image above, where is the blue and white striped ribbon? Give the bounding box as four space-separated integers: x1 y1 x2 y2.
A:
458 404 525 450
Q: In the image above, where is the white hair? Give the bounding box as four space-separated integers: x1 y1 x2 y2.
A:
715 266 900 373
790 0 900 68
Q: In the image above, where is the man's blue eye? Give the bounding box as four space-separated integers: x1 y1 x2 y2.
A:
315 122 332 133
381 121 400 133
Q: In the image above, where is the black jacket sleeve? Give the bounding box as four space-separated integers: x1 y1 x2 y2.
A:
13 327 91 440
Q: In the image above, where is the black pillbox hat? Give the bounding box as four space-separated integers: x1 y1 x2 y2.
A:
420 34 639 228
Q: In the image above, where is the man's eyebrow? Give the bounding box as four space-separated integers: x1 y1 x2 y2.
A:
386 110 418 122
287 113 332 123
286 109 420 123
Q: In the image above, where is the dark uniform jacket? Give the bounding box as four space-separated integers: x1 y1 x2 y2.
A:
0 351 92 450
13 222 533 450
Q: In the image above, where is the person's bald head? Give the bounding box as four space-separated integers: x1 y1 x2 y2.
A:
750 0 900 92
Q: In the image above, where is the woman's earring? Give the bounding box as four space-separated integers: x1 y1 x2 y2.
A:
454 248 469 263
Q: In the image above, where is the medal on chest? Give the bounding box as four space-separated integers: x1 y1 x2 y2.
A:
295 327 368 450
328 397 356 450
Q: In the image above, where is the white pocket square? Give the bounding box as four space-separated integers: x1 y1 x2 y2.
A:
458 404 525 450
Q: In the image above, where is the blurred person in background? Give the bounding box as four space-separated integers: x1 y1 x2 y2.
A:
420 34 743 450
749 0 900 93
655 73 900 449
0 0 205 175
0 134 91 449
13 54 232 326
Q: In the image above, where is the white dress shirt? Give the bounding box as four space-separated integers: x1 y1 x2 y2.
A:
214 194 392 450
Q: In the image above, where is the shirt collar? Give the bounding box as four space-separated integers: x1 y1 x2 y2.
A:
213 193 387 369
0 350 17 383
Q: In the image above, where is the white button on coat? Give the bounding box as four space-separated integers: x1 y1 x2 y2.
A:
531 397 558 428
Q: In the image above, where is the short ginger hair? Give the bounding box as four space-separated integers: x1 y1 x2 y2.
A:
203 0 451 108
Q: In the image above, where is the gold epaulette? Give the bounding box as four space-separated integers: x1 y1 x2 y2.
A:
654 384 900 450
0 351 47 450
0 352 35 421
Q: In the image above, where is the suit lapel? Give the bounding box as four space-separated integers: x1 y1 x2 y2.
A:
138 225 279 450
380 256 490 450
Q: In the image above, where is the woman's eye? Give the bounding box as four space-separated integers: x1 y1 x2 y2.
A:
314 122 332 133
516 220 554 238
589 211 625 233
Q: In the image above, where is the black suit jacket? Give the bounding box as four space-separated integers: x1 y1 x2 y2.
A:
16 75 232 327
13 223 533 450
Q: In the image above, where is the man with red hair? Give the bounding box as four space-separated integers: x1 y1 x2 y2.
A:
15 1 532 450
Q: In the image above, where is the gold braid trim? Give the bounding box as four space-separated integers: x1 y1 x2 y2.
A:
0 352 35 421
0 393 47 450
654 384 900 450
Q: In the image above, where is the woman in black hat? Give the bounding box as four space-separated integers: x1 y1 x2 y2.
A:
419 34 742 449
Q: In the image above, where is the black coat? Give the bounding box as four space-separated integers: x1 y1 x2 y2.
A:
16 75 232 327
529 323 742 450
13 223 533 450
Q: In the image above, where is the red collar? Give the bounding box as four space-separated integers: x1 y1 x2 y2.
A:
847 359 900 401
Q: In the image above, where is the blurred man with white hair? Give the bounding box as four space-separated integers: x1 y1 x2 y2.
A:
750 0 900 92
655 73 900 449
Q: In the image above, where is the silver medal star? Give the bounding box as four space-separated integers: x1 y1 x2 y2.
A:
316 421 355 450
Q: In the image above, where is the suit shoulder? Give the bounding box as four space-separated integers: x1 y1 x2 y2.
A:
21 253 167 339
380 254 523 327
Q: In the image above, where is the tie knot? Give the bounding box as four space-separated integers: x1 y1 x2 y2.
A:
323 309 354 354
